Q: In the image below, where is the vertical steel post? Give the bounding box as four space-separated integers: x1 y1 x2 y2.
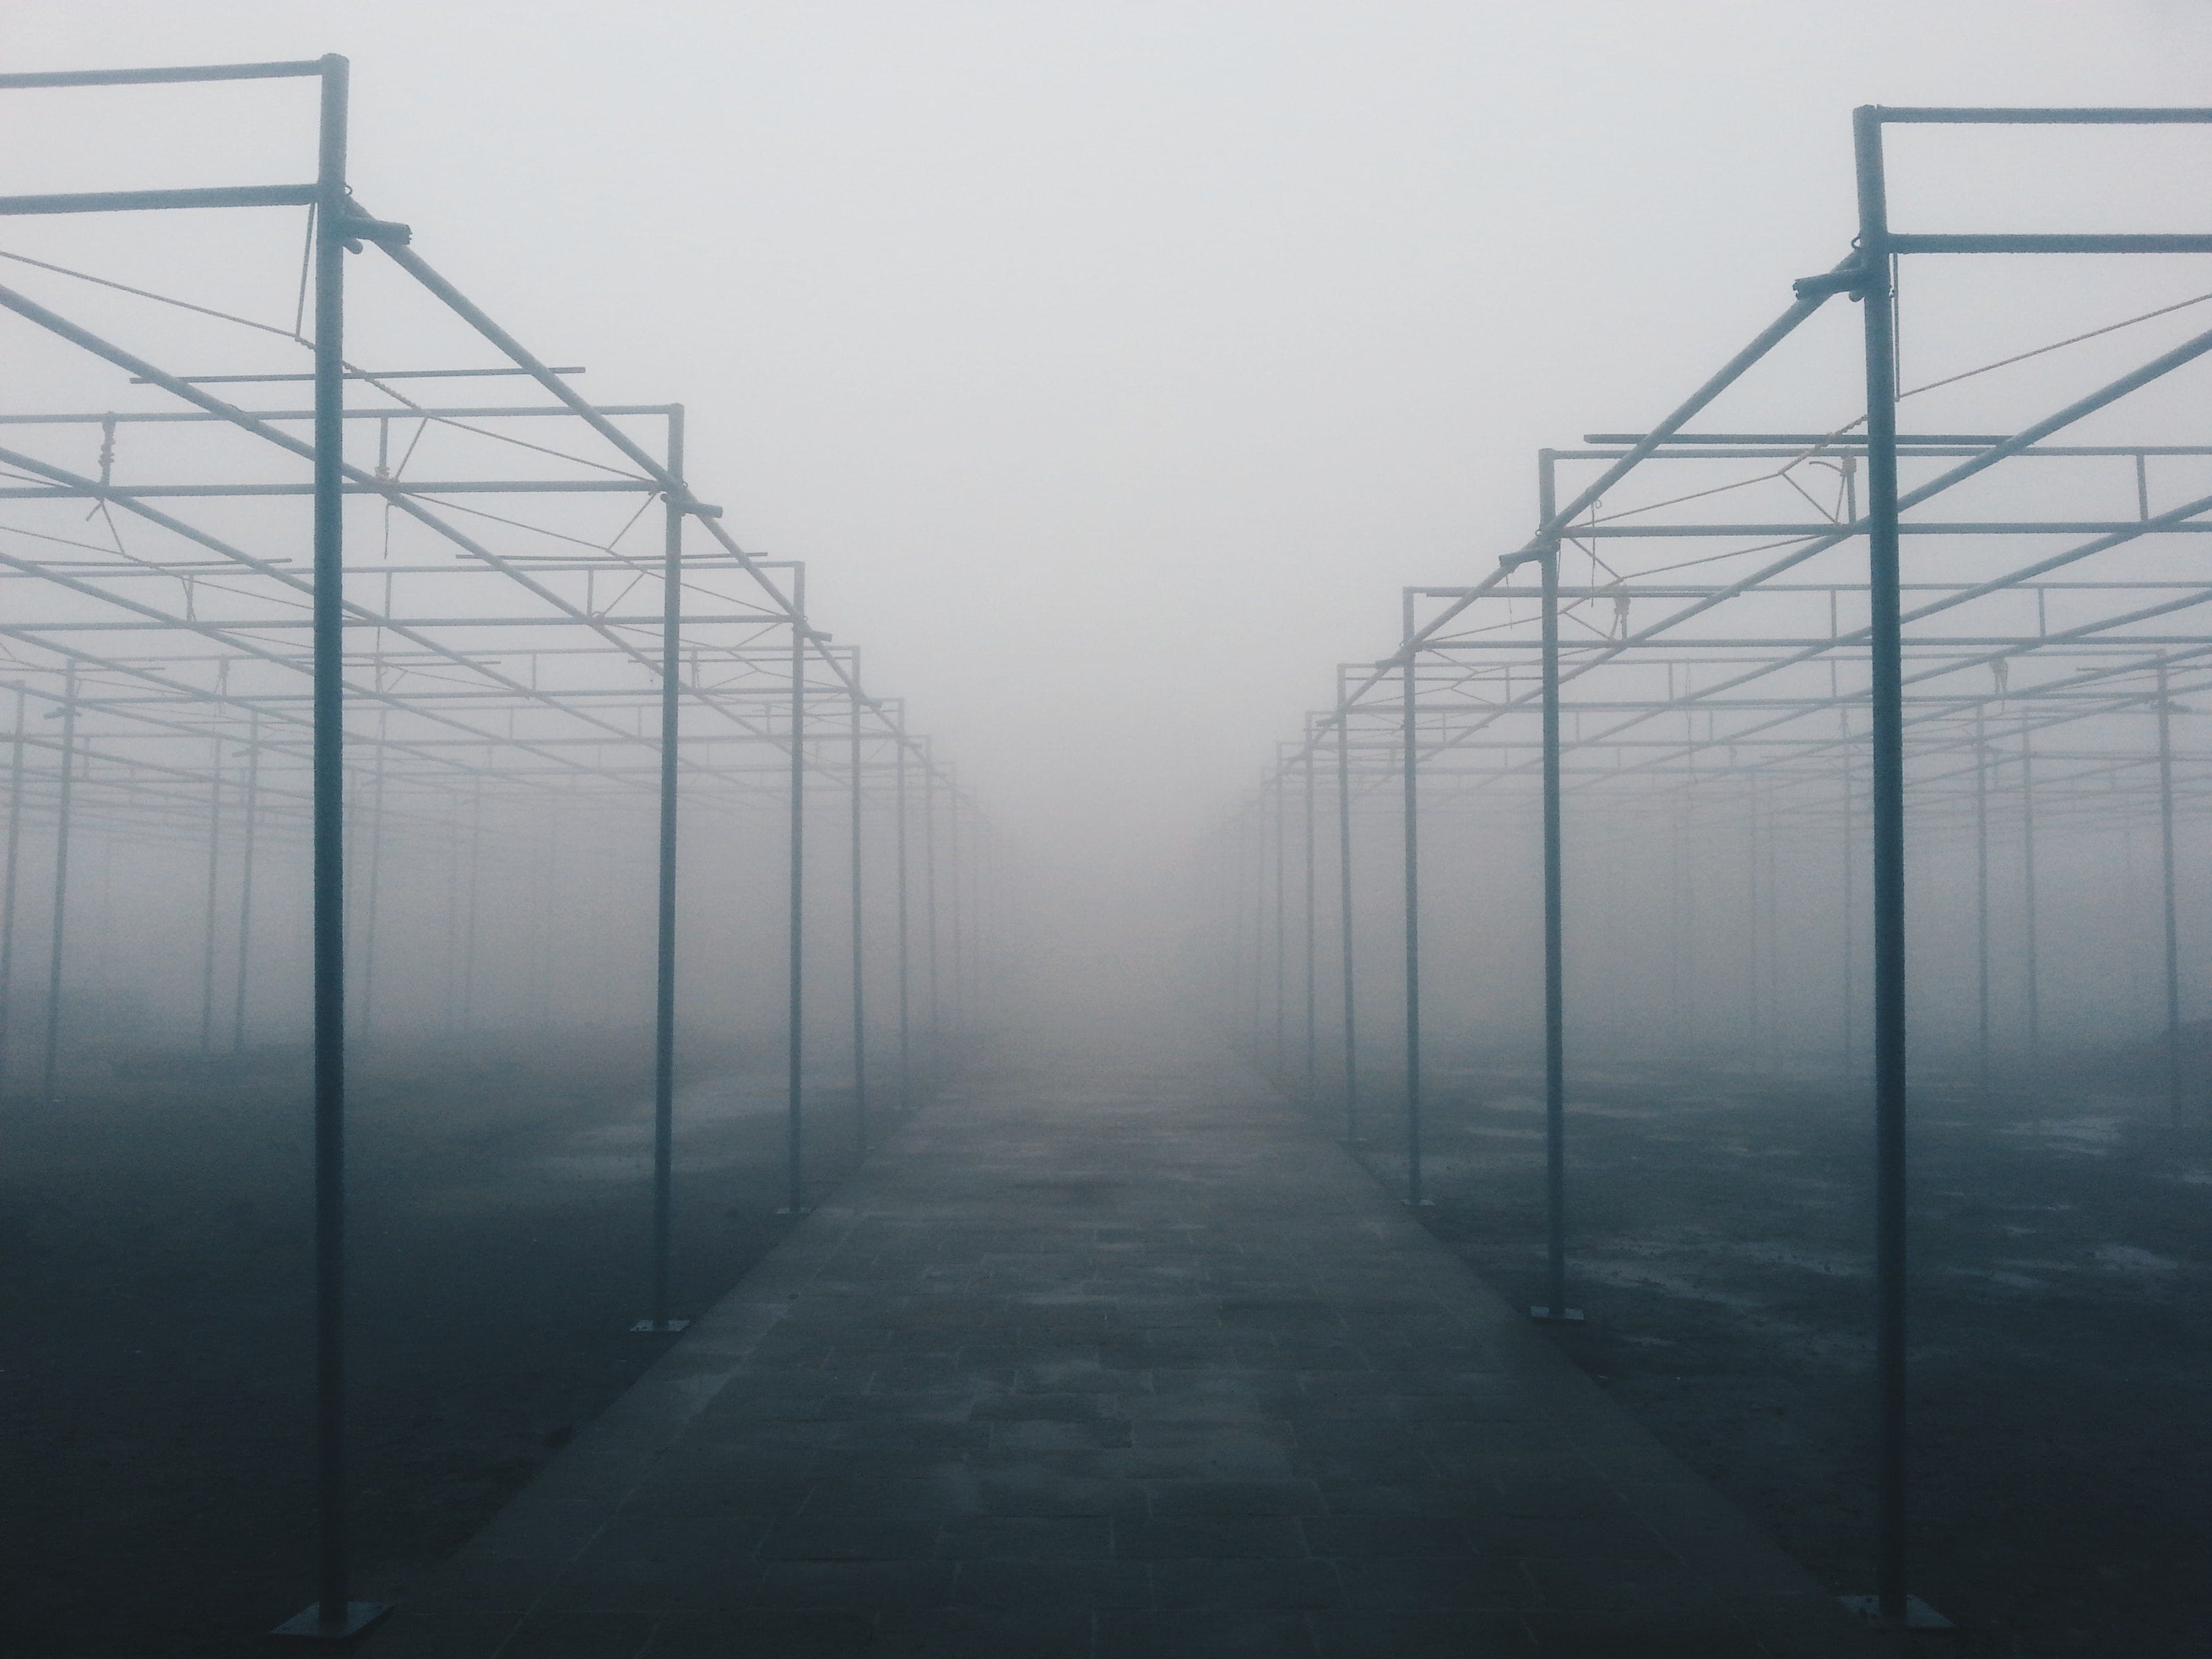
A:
1250 801 1266 1042
1853 104 1912 1628
2021 716 2041 1061
460 766 484 1033
1974 708 1990 1097
1302 740 1318 1102
1842 745 1856 1065
39 663 75 1105
785 582 808 1216
646 409 683 1331
1536 516 1573 1321
439 782 459 1036
1746 774 1763 1050
1272 760 1287 1078
303 51 365 1640
948 763 965 1044
1399 604 1424 1206
895 712 912 1111
199 731 224 1052
850 682 867 1152
1230 806 1250 1042
0 683 23 1090
1334 697 1359 1141
921 741 939 1061
2157 661 2182 1119
230 710 262 1052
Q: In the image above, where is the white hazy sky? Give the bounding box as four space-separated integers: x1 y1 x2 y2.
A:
8 2 2212 924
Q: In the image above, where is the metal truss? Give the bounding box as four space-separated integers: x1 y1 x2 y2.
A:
1218 104 2212 1631
0 56 995 1638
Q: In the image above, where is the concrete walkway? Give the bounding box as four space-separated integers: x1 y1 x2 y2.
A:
362 1032 1879 1658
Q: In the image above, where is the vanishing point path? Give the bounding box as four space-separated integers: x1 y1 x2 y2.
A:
363 1031 1879 1658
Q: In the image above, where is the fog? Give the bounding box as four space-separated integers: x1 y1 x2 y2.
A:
5 7 2212 1656
12 1 2212 1013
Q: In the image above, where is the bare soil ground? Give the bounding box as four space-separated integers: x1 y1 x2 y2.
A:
1340 1045 2212 1658
0 1033 870 1658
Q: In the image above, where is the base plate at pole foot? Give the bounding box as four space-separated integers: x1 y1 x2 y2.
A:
1529 1306 1584 1323
630 1318 690 1334
1839 1595 1952 1631
274 1601 390 1640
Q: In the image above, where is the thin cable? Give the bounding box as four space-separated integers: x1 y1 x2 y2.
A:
0 245 300 340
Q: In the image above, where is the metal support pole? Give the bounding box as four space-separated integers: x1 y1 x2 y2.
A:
39 663 75 1105
850 684 867 1152
439 781 459 1037
278 52 386 1643
1334 704 1359 1141
1302 744 1317 1103
1849 105 1929 1633
895 718 911 1111
0 683 23 1090
1534 527 1578 1322
1746 775 1763 1050
1272 762 1287 1078
2156 661 2183 1119
199 731 224 1052
1399 616 1425 1206
948 764 965 1046
1842 746 1856 1066
640 409 685 1332
459 767 483 1034
232 709 262 1052
921 743 939 1062
2022 716 2041 1062
1250 802 1266 1044
784 587 808 1217
1969 708 1989 1095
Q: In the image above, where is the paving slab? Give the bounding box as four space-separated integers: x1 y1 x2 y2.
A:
362 1033 1881 1658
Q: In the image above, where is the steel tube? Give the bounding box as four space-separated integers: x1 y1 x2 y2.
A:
850 685 867 1152
895 718 912 1113
39 664 75 1104
922 745 939 1062
199 731 224 1051
0 60 324 87
1539 532 1570 1321
232 710 260 1052
1399 620 1424 1207
1334 702 1359 1141
1303 742 1318 1104
1272 765 1287 1078
649 412 684 1330
785 583 807 1216
306 57 356 1636
0 684 22 1090
2022 718 2041 1059
1975 708 1991 1097
1853 104 1912 1626
0 183 317 215
2158 661 2184 1119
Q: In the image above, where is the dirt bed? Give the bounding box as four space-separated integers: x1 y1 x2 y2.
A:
0 1034 872 1658
1342 1048 2212 1658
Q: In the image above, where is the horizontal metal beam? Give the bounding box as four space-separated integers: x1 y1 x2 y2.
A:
1890 232 2212 255
1578 519 2212 538
0 183 316 215
1873 106 2212 125
0 478 655 500
0 61 325 89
